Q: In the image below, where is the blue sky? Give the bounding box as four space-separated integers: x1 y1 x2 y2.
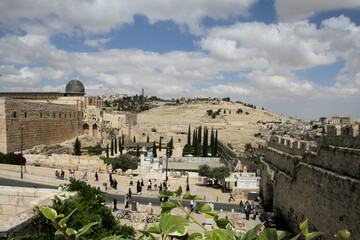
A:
0 0 359 120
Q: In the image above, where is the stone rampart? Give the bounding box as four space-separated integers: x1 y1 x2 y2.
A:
267 136 316 156
1 98 81 153
322 125 360 148
255 135 360 240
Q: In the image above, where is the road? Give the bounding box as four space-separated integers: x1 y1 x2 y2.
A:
0 177 241 212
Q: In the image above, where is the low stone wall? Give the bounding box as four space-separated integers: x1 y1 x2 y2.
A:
25 154 107 172
0 186 76 239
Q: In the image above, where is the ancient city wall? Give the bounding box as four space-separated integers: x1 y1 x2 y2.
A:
267 135 316 156
322 125 360 148
1 98 80 153
103 112 127 129
257 132 360 240
0 99 6 153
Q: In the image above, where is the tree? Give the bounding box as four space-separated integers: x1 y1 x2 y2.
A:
223 97 230 102
111 139 114 156
113 154 138 172
210 128 215 157
147 136 150 143
122 135 125 145
214 130 218 157
245 143 252 152
187 125 191 145
136 144 140 158
153 141 157 157
159 137 162 151
202 127 208 157
198 126 202 145
119 138 122 154
114 137 117 154
73 137 81 156
133 136 136 142
198 164 230 185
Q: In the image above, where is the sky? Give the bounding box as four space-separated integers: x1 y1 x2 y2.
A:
0 0 359 120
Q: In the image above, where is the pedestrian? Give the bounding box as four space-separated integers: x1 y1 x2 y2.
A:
125 194 130 208
163 181 166 189
84 171 88 181
129 177 133 186
245 201 250 220
55 170 59 179
128 188 132 199
159 184 163 193
60 170 65 180
154 179 157 188
95 171 98 181
239 200 244 212
141 178 144 186
113 178 118 190
113 198 118 212
147 179 152 190
109 173 113 187
179 186 183 196
229 191 235 202
190 200 194 212
167 185 171 191
186 184 190 192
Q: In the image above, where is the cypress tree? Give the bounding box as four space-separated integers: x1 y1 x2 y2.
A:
122 135 125 145
203 127 208 157
147 136 149 143
114 137 117 154
119 141 123 155
133 136 136 143
211 128 215 157
153 141 157 157
169 137 174 156
214 130 218 157
73 137 81 156
159 137 162 151
194 134 199 156
187 125 191 145
111 139 114 156
136 144 140 158
192 129 196 147
106 144 109 158
198 126 202 145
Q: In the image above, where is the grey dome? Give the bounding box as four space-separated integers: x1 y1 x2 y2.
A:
65 78 85 93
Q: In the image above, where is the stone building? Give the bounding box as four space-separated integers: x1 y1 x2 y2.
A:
0 78 135 154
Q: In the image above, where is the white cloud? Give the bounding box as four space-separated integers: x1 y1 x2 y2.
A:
84 38 111 48
275 0 360 22
0 0 258 36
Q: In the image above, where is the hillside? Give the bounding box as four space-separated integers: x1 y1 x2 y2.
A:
133 101 293 157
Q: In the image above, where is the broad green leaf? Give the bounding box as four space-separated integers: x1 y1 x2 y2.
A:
289 233 301 240
54 230 66 240
216 218 232 229
65 228 77 236
159 201 177 215
138 230 159 240
256 228 277 240
277 230 291 240
204 229 233 240
160 214 190 237
193 203 219 216
306 232 324 240
300 218 309 236
39 206 57 221
188 233 203 240
76 222 100 238
240 223 263 240
147 223 161 234
158 190 174 198
59 209 77 227
334 230 350 240
182 193 202 200
55 230 64 236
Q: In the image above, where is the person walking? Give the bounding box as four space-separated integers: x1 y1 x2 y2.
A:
109 173 113 188
95 171 98 181
113 198 118 212
84 171 88 181
229 191 235 202
113 178 118 190
125 194 130 208
190 200 194 212
239 200 244 212
186 184 190 192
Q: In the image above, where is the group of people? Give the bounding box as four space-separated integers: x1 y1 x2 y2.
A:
109 173 118 190
239 200 258 220
54 169 77 180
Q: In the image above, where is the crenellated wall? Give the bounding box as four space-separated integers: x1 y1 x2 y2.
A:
254 133 360 240
267 136 317 156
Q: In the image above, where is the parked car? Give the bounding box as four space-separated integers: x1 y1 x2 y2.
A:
259 212 278 228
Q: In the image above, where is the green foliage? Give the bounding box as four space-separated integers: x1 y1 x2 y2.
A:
24 180 135 240
153 141 157 158
312 124 319 130
113 154 138 172
245 143 252 152
151 127 157 133
0 152 26 165
106 144 109 158
236 108 243 114
182 144 193 156
111 139 114 156
198 164 230 183
73 137 81 156
83 145 106 155
207 109 213 116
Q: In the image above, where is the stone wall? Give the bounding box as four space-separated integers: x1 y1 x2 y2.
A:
0 98 81 153
254 135 360 240
267 135 317 156
25 154 107 172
